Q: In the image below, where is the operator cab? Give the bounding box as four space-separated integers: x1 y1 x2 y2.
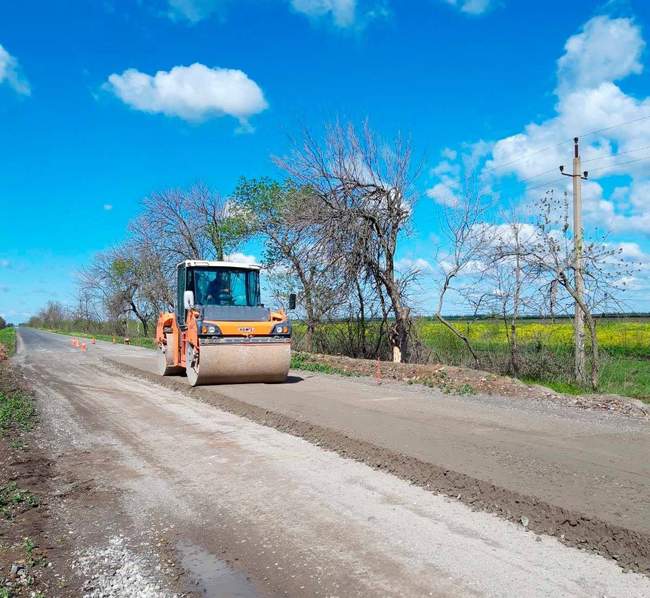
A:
176 260 263 326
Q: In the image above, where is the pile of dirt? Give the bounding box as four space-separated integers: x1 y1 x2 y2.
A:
296 352 649 418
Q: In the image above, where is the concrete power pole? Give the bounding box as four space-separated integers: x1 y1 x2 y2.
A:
560 137 588 385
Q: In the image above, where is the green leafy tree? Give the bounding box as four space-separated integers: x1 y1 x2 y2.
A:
235 178 343 351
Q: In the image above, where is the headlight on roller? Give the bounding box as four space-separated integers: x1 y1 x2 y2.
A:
274 323 291 335
200 324 222 336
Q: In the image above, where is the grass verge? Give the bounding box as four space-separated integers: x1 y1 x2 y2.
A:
290 352 356 377
0 327 16 357
0 374 36 439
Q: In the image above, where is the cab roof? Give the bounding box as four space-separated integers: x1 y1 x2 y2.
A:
178 260 262 271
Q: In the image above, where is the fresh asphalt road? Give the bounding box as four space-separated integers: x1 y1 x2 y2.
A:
16 328 650 597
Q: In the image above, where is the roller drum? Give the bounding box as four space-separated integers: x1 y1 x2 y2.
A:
186 341 290 386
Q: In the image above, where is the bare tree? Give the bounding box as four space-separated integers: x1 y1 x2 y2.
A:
478 213 542 374
516 190 633 389
434 187 489 367
130 184 252 273
79 244 158 337
275 121 418 362
29 301 69 330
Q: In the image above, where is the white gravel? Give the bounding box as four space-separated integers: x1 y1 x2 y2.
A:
73 536 175 598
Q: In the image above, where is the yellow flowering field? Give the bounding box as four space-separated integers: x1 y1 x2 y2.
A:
416 318 650 357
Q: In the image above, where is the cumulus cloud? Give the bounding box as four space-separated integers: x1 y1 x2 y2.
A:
105 63 268 128
103 204 113 211
428 15 650 237
556 16 644 96
0 43 30 95
443 0 495 16
426 180 460 207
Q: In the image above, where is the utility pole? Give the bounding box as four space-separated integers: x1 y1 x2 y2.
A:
560 137 589 385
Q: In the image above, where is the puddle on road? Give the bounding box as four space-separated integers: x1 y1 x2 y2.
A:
177 541 259 597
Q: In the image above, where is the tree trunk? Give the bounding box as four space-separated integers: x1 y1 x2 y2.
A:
584 312 599 390
355 279 367 357
435 274 479 367
511 250 521 375
130 301 149 337
502 315 517 375
304 322 315 353
386 284 409 363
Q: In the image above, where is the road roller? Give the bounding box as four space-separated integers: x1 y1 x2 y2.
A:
155 260 295 386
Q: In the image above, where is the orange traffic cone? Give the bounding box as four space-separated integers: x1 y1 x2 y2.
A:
375 357 382 385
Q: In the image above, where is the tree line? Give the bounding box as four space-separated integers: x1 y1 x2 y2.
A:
28 121 633 389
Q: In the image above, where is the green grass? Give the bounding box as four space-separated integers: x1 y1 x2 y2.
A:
0 388 36 436
0 482 39 520
290 352 356 376
0 327 16 356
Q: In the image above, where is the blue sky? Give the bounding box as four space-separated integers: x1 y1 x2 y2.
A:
2 0 650 321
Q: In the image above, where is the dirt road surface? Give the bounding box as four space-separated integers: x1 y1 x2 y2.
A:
14 328 650 596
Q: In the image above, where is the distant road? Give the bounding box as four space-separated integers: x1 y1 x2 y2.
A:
16 327 650 596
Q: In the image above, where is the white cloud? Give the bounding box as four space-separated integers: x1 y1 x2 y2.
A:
105 63 268 127
103 204 113 211
291 0 356 27
426 180 460 207
0 43 30 95
556 16 644 96
431 15 650 237
0 259 10 268
225 252 258 265
441 147 457 160
443 0 495 16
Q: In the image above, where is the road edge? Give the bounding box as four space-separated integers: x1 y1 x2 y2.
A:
103 356 650 576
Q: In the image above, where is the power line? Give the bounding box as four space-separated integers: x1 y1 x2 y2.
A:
587 154 650 176
483 139 571 175
579 113 650 140
582 143 650 165
521 176 566 193
486 112 650 176
518 166 562 185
